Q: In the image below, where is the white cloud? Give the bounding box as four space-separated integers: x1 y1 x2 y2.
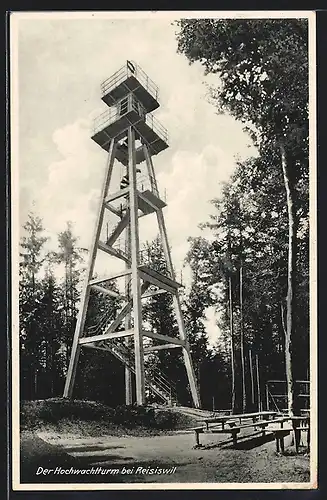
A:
157 144 237 272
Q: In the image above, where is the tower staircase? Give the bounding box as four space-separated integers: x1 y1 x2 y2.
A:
84 304 177 405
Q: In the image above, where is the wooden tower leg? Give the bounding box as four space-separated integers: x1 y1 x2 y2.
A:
128 127 145 405
143 145 201 408
125 364 133 404
124 207 133 405
174 293 201 409
63 139 117 398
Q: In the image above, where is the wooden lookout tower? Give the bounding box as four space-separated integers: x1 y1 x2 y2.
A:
63 61 200 408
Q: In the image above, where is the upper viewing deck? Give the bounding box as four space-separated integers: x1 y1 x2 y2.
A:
91 92 168 165
101 61 160 113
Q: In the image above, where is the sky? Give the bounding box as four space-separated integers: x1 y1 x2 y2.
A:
12 12 259 345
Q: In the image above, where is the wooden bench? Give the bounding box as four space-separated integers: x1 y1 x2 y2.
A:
268 416 310 454
291 416 310 453
272 428 290 453
193 425 242 448
271 427 310 454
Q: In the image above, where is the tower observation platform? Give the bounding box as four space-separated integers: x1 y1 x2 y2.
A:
91 61 168 165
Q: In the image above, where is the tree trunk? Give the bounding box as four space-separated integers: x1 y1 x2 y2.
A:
240 265 246 413
229 276 236 413
249 349 255 410
34 367 38 399
255 354 262 413
280 144 298 416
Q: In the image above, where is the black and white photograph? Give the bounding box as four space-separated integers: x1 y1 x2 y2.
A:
10 10 317 490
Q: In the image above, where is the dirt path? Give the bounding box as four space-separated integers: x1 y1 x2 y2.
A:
20 429 311 485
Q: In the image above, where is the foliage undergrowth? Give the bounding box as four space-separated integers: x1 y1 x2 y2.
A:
21 398 188 436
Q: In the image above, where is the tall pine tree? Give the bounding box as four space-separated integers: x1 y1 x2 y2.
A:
19 212 48 399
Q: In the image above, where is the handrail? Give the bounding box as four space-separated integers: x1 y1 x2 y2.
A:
112 237 130 260
85 301 177 402
100 61 159 103
85 306 114 336
124 340 176 389
136 173 159 198
148 368 177 394
110 338 177 400
92 94 168 145
110 341 170 398
145 113 169 143
93 107 119 135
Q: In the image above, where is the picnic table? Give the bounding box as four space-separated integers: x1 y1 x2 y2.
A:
193 411 283 447
202 411 279 430
193 411 310 454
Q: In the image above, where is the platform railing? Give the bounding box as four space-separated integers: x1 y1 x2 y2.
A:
134 63 159 101
145 113 169 144
101 61 159 103
135 173 159 198
92 107 119 135
112 236 130 260
92 102 168 146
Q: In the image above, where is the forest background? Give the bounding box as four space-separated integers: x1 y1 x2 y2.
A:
18 17 311 415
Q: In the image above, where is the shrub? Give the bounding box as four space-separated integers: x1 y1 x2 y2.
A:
20 398 113 427
20 399 181 431
112 405 155 427
153 409 179 430
111 405 179 429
